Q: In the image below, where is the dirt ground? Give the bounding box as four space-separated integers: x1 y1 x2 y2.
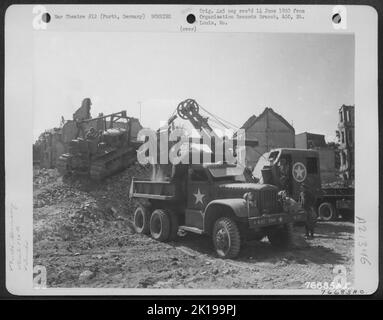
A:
33 167 354 289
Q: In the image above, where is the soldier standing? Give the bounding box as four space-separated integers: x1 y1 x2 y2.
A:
279 158 290 195
299 183 316 239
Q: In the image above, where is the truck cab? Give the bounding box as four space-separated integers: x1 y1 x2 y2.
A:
253 148 322 200
180 163 280 231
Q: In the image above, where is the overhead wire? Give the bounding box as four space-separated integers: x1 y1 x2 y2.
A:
198 103 240 130
199 105 233 130
199 102 269 163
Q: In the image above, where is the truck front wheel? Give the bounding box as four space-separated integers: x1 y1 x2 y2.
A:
212 217 241 259
150 209 171 242
318 202 336 221
133 206 151 235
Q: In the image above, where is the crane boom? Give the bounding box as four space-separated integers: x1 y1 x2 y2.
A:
176 99 221 142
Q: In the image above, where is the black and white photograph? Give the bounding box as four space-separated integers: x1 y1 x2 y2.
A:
4 4 378 295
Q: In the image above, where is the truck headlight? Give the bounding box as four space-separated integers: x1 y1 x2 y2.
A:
244 192 256 207
243 192 253 200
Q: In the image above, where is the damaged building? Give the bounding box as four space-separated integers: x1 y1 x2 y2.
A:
239 107 295 169
33 128 66 169
336 105 354 181
295 132 338 184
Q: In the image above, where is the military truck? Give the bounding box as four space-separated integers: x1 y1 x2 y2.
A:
252 148 354 221
130 162 306 258
129 99 307 259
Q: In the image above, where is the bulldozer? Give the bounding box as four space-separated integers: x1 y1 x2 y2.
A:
56 101 142 180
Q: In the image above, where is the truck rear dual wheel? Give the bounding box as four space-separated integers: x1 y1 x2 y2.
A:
133 206 151 235
212 217 241 259
150 209 171 242
318 202 336 221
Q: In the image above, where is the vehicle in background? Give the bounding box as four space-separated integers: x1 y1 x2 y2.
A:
253 148 354 221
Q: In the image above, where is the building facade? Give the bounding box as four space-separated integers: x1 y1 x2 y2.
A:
336 105 354 180
240 107 295 169
295 132 326 149
295 132 337 184
34 128 66 168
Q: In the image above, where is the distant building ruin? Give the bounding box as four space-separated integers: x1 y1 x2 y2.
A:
295 132 326 149
34 128 66 169
73 98 92 121
295 132 338 184
336 105 354 180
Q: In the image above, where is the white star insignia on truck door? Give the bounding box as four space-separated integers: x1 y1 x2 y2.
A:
292 162 307 182
194 188 205 205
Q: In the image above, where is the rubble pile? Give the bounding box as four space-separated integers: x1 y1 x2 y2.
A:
33 168 61 188
34 183 79 208
96 163 152 215
33 163 152 241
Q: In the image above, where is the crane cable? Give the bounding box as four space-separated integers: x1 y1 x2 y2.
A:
199 105 233 130
198 103 240 130
197 102 269 163
170 99 269 171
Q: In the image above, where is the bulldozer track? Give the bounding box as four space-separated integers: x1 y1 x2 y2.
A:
89 147 137 180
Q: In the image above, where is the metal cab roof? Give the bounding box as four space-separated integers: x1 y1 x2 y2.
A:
269 148 320 157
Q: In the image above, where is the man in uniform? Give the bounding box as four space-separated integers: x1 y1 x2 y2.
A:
279 158 290 195
85 127 97 140
299 183 316 239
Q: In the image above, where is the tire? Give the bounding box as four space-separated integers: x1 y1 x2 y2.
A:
267 223 293 249
133 206 151 235
212 217 241 259
150 209 171 242
318 202 336 221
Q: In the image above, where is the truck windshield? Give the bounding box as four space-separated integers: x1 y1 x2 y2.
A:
208 166 246 181
252 152 271 181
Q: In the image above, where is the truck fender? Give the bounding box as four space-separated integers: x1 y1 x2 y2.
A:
203 199 248 234
129 179 134 198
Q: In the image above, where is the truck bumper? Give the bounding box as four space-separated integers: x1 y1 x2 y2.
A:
248 212 306 228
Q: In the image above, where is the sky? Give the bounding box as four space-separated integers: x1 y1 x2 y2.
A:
33 32 354 141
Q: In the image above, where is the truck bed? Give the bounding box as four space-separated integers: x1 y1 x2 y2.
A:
129 178 177 200
321 187 354 198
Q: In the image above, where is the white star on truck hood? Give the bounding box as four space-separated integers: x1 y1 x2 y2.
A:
194 188 205 205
